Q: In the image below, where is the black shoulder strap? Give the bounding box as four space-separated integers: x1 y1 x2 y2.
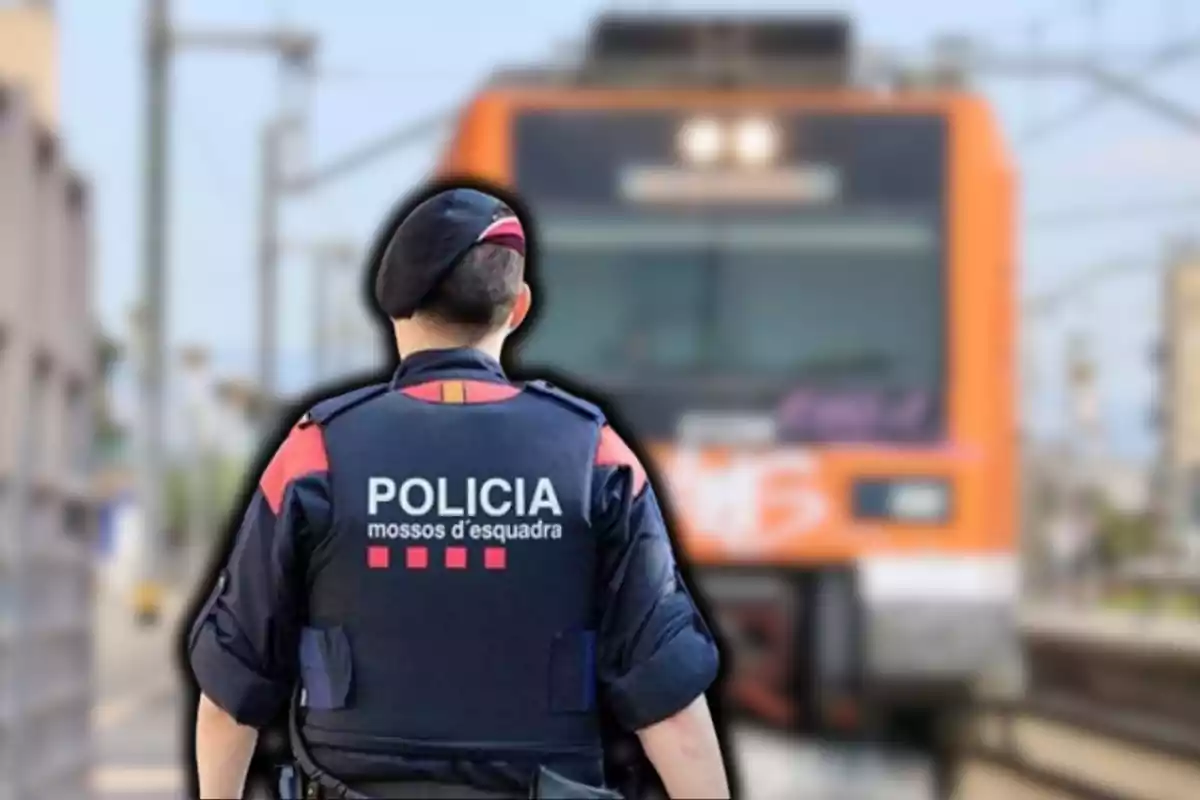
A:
301 383 389 428
523 379 606 424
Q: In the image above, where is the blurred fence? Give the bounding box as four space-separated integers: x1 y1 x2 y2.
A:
959 571 1200 800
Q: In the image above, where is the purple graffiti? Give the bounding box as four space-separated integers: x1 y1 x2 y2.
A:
776 387 937 442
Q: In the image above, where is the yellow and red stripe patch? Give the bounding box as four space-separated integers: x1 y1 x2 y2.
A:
401 380 520 404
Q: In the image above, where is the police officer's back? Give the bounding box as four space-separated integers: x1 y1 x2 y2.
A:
188 187 730 799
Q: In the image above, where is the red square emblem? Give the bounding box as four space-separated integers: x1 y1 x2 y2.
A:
406 546 429 569
484 547 507 570
445 547 468 569
367 546 390 569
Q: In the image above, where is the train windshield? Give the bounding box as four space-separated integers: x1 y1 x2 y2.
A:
512 109 947 441
712 215 942 383
519 214 945 441
523 214 940 375
519 235 708 372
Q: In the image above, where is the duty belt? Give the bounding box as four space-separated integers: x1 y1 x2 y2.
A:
286 775 517 799
286 687 622 800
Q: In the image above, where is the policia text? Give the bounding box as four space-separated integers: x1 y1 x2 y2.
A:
366 476 566 542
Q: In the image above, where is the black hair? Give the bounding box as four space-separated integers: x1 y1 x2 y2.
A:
415 242 524 341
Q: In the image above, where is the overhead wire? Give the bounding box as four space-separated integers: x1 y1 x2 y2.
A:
1027 195 1200 231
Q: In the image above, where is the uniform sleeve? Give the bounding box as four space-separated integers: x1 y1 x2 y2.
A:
591 425 720 732
187 421 333 727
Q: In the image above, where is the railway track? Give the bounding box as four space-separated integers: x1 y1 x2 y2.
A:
955 607 1200 800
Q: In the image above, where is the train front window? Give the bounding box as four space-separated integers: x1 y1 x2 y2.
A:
511 109 948 441
712 216 942 386
523 215 941 376
713 217 944 441
517 237 707 374
520 214 945 440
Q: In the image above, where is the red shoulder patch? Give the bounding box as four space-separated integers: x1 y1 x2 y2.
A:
259 424 329 514
463 380 520 403
401 382 444 402
594 425 647 496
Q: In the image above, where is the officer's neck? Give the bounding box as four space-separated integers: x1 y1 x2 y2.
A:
391 320 505 363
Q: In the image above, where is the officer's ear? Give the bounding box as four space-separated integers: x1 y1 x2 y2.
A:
506 282 532 331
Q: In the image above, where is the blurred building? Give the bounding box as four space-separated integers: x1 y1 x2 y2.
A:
0 90 96 800
0 4 96 798
1159 245 1200 558
0 1 56 131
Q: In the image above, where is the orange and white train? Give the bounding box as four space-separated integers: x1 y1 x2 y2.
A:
437 14 1018 738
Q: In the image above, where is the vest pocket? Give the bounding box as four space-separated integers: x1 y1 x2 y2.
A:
548 630 597 714
299 626 353 710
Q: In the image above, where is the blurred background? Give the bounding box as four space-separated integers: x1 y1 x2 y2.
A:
3 0 1200 798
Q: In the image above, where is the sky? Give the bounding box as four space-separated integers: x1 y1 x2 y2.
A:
52 0 1200 461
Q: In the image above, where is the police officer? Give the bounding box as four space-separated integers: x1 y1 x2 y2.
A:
188 186 730 799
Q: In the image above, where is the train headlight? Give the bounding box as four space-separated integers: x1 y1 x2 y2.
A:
733 117 780 167
677 117 723 166
852 478 951 523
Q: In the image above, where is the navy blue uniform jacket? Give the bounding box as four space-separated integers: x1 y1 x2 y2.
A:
188 349 719 778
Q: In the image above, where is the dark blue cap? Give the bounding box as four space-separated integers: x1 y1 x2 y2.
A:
373 187 526 320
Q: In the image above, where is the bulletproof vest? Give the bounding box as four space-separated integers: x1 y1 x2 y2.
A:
295 354 608 788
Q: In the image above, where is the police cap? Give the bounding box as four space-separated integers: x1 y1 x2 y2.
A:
373 187 526 320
